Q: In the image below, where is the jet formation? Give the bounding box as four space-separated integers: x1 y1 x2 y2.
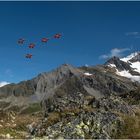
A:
18 33 62 59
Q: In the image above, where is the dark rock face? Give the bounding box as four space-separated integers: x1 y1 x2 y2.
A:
81 66 138 95
129 52 140 62
105 56 132 71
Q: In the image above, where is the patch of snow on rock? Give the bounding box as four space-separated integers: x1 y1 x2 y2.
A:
108 64 116 68
120 52 138 62
130 61 140 73
116 69 140 82
84 72 92 76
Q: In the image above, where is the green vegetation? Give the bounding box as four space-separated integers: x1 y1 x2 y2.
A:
121 87 140 105
20 103 42 114
116 110 140 139
0 127 25 138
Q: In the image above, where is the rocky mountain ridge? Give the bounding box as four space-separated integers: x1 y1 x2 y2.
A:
0 53 140 139
0 63 138 109
106 52 140 82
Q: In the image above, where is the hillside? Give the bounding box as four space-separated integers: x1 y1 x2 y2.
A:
0 53 140 139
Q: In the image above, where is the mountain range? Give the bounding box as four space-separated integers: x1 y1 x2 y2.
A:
0 52 140 139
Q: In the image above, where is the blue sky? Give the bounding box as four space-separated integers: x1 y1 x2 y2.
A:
0 1 140 83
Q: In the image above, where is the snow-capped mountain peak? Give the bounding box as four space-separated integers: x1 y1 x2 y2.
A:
121 52 140 73
120 52 140 62
106 51 140 83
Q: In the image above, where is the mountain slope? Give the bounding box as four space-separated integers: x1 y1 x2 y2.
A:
106 52 140 83
0 53 140 139
0 63 138 110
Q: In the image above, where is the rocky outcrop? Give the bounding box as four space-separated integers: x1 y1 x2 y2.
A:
129 52 140 63
36 111 123 139
27 92 136 139
105 56 132 71
93 95 135 115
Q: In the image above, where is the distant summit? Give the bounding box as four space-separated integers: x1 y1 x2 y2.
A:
121 52 140 63
106 51 140 82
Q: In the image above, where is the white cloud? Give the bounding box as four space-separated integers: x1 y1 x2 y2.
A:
0 81 10 87
125 32 140 38
125 32 139 36
99 48 130 59
99 54 108 59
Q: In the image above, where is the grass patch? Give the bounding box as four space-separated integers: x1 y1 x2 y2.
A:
45 112 61 127
20 103 42 114
116 110 140 139
0 127 24 138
